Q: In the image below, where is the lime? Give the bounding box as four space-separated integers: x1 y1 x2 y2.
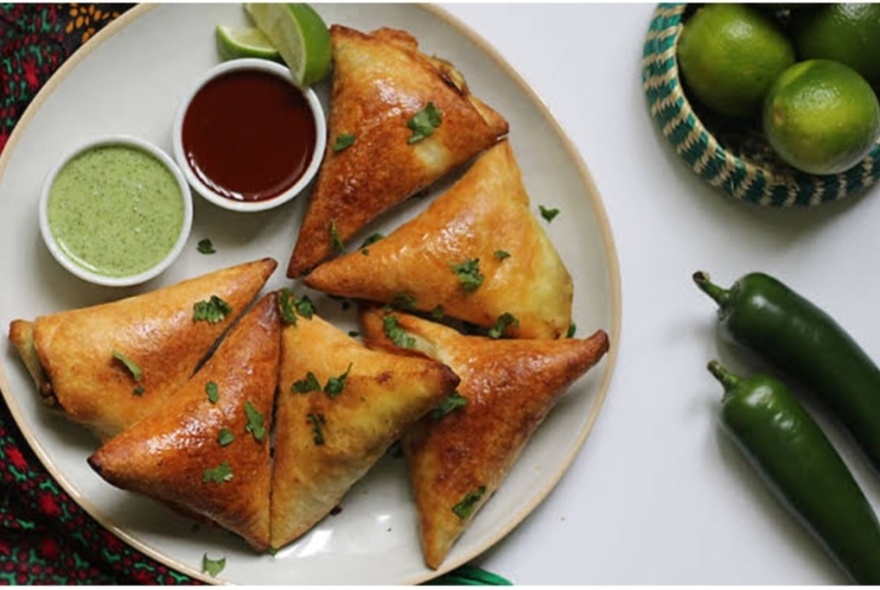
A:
763 59 880 175
215 25 281 62
677 4 796 120
791 4 880 86
244 3 331 87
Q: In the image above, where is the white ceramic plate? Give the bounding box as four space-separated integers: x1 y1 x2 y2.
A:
0 4 620 585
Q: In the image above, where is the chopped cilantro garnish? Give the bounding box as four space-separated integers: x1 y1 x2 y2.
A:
407 102 442 144
203 462 233 484
392 292 417 311
217 428 234 447
430 305 445 320
307 413 327 445
539 205 560 222
244 401 266 441
202 554 226 577
452 486 486 520
348 330 361 338
567 322 577 338
193 295 232 324
488 312 519 339
112 350 142 382
383 314 416 349
431 391 468 421
324 363 353 398
278 289 298 325
360 233 384 249
197 238 216 254
294 294 315 319
332 133 356 152
329 220 345 253
494 250 511 261
133 386 145 397
451 258 484 293
206 381 219 404
292 372 321 394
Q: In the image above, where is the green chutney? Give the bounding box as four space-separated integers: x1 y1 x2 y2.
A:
47 144 184 278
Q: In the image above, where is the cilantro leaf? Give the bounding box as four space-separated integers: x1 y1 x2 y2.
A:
203 462 233 484
217 428 234 447
539 205 560 223
407 102 443 144
567 322 577 338
383 314 416 349
202 554 226 577
112 350 143 382
133 385 145 397
278 288 298 325
324 363 353 398
488 312 519 339
431 391 468 421
197 238 216 254
292 372 321 394
332 133 356 152
392 292 417 311
360 233 384 249
452 486 486 520
451 258 484 293
193 295 232 324
244 401 266 441
430 305 445 320
294 294 315 319
494 250 511 261
206 381 219 404
329 220 345 253
307 413 327 446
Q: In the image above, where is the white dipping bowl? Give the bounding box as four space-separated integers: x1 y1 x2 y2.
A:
39 135 193 287
172 58 326 213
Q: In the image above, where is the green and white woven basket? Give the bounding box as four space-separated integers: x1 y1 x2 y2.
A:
642 3 880 207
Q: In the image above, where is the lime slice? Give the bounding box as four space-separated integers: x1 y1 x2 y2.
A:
215 25 282 62
244 3 332 87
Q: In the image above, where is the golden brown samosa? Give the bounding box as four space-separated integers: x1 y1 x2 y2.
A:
360 306 609 569
7 258 277 440
286 25 509 277
270 291 459 549
306 141 573 339
88 292 281 551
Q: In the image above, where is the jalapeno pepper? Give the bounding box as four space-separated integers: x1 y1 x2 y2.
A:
694 271 880 473
709 360 880 584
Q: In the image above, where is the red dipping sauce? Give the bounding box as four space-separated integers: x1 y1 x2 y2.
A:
181 69 317 203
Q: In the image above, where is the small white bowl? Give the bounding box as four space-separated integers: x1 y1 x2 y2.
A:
39 135 193 287
172 58 326 213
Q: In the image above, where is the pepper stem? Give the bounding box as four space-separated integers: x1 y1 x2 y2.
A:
692 271 731 309
707 360 740 393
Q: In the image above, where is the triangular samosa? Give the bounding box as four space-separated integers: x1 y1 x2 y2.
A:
286 25 509 277
306 141 573 339
270 291 459 549
360 306 609 569
7 258 277 440
88 292 281 551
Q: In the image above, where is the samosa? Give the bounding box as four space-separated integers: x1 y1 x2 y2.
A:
306 141 572 339
88 292 281 551
270 291 459 549
8 258 277 440
360 306 609 569
286 25 508 277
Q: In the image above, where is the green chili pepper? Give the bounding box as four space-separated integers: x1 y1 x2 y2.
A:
694 271 880 473
708 360 880 584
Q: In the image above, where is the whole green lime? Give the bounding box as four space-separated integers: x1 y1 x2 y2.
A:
677 4 796 120
791 3 880 86
763 59 880 175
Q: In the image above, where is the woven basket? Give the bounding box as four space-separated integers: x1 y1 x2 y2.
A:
642 3 880 207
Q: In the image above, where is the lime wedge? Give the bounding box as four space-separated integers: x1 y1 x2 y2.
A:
244 3 332 87
215 25 282 62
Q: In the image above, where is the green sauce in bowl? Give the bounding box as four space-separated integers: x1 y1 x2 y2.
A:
40 137 192 286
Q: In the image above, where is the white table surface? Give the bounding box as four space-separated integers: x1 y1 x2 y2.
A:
441 3 880 585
